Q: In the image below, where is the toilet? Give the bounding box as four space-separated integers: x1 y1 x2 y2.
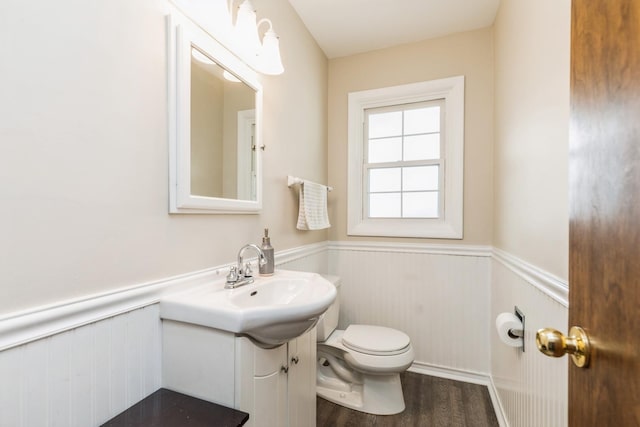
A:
316 275 415 415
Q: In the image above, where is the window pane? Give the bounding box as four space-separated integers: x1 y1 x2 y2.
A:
404 134 440 160
369 193 401 217
368 111 402 138
369 168 401 192
402 166 439 191
404 106 440 134
403 192 439 218
368 137 402 163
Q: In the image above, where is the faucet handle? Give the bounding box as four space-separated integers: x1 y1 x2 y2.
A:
243 262 253 278
226 266 239 283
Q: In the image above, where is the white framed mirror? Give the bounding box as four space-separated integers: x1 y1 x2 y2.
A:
167 15 263 214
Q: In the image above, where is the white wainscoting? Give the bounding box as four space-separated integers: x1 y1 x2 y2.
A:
0 241 568 427
0 305 161 427
0 242 327 427
491 252 569 427
327 242 493 376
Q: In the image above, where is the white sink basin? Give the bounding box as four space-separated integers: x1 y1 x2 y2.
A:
160 270 336 347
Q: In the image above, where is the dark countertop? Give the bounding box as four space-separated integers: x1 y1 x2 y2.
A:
101 388 249 427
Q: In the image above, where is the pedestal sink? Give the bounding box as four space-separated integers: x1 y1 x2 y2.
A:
160 269 336 347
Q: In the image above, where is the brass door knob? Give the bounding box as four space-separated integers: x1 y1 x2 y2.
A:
535 326 591 368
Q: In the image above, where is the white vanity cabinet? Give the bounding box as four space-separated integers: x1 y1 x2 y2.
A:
162 319 317 427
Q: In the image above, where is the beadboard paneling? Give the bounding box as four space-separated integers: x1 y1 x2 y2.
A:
0 241 568 426
491 258 568 427
328 244 492 375
0 305 162 427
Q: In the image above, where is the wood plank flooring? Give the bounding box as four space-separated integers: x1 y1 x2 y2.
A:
317 372 499 427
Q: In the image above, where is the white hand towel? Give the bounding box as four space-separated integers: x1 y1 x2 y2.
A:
296 180 331 230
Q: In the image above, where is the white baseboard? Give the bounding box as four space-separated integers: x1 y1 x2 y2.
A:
487 375 510 427
409 361 508 427
409 361 491 386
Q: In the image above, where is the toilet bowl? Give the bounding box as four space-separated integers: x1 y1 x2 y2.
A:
316 276 415 415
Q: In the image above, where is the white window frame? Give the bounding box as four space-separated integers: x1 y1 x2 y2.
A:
347 76 464 239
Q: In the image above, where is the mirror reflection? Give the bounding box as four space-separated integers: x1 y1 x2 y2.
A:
190 47 257 201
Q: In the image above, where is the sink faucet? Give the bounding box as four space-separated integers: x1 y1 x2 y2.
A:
226 244 267 288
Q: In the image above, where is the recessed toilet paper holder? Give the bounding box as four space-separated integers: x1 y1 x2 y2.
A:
510 306 525 352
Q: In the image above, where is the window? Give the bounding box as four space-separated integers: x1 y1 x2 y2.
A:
347 76 464 238
365 100 444 219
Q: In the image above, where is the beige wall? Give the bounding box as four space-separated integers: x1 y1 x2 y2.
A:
327 28 494 245
0 0 327 315
493 0 570 279
221 78 255 199
191 61 224 197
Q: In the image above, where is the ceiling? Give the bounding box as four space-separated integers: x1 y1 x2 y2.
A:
287 0 501 59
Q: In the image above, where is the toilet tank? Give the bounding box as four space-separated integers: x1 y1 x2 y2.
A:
316 275 341 342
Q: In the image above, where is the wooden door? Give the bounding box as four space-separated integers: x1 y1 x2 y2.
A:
570 0 640 425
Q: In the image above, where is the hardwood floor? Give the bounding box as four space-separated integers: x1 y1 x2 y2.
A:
316 372 499 427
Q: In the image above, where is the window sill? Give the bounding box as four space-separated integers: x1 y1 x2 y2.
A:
347 217 463 239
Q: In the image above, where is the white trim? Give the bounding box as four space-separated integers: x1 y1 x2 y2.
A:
236 109 256 200
274 241 329 264
488 375 510 427
0 268 221 352
409 361 508 427
492 248 569 307
0 243 327 351
347 76 465 238
328 240 492 257
409 361 490 385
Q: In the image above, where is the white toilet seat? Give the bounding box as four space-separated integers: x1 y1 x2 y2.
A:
342 324 411 356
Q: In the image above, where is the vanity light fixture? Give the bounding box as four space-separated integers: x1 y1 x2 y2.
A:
230 0 285 75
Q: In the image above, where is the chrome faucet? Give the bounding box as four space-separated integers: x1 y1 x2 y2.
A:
226 244 267 288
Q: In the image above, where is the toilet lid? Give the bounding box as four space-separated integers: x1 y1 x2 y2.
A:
342 325 411 356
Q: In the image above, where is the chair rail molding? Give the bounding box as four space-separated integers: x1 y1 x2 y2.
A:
328 240 492 257
0 241 565 351
492 248 568 307
0 242 328 351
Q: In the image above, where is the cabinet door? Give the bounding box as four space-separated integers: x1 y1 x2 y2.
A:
236 337 288 427
254 369 287 427
288 328 317 427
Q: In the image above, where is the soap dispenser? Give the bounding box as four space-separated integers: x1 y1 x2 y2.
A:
259 228 275 276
